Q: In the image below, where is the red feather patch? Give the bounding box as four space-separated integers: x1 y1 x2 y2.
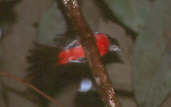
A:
57 33 110 64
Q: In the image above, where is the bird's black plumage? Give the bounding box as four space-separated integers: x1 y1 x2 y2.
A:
26 35 122 106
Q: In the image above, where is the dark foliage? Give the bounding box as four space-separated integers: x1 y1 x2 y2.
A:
0 0 21 24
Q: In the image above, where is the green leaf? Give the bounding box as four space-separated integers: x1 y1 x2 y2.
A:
104 0 144 32
132 0 171 107
37 4 67 46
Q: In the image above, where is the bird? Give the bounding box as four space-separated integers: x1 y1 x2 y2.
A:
26 32 122 106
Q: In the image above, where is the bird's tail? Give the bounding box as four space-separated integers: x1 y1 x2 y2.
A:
26 43 61 105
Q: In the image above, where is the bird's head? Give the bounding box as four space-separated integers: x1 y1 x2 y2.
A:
94 32 122 64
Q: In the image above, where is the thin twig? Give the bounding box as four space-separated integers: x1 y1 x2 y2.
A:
4 84 41 105
60 0 120 107
0 71 63 107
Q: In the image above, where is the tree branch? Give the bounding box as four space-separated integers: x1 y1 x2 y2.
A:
60 0 120 107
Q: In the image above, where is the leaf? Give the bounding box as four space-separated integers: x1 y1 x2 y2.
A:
132 0 171 107
103 0 144 32
81 0 102 30
37 3 67 46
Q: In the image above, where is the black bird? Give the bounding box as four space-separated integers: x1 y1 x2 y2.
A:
26 32 122 106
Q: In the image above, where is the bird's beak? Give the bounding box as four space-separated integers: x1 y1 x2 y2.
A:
109 44 121 53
